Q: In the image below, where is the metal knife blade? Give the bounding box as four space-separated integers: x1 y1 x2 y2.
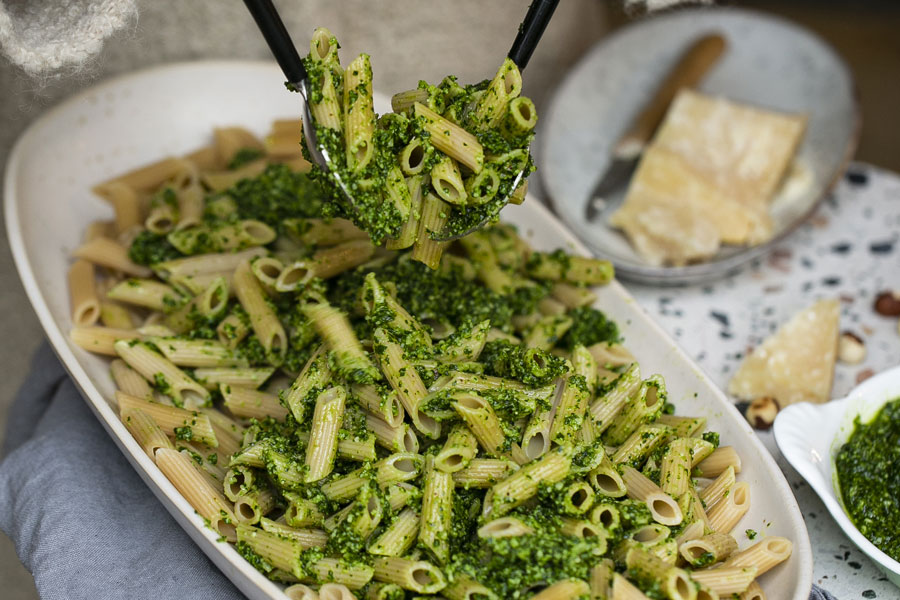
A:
584 152 640 222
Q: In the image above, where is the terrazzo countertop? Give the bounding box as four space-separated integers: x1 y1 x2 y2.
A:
619 163 899 599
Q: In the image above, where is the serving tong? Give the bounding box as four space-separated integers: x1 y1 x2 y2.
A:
243 0 558 241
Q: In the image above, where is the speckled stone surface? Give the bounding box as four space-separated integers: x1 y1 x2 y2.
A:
623 163 900 598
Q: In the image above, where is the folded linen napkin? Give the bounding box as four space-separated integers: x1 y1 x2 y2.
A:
0 344 837 599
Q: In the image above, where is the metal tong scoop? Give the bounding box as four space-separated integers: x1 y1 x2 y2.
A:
244 0 558 242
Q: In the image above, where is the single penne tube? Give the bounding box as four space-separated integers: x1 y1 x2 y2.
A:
679 533 739 567
586 454 628 498
707 481 751 534
624 547 695 600
213 126 263 165
217 313 249 349
168 220 276 255
550 375 591 446
155 247 267 280
304 558 374 590
589 342 636 370
680 486 712 532
561 480 596 515
310 62 343 132
221 384 288 421
430 154 467 205
526 251 614 286
233 488 277 524
116 391 216 446
550 281 597 310
352 383 404 427
107 278 182 311
250 256 284 290
391 88 428 113
418 456 453 564
435 319 490 363
490 446 572 516
368 508 420 557
201 159 267 192
152 338 247 368
531 579 591 600
373 327 440 438
433 423 478 473
156 448 236 540
121 406 174 457
343 53 376 172
193 366 274 390
366 412 419 454
521 393 555 462
413 102 483 173
73 237 152 277
175 181 204 230
164 277 229 334
305 299 379 382
674 520 706 547
590 559 615 600
621 465 683 527
386 175 424 250
284 217 368 247
234 260 287 359
320 454 423 502
724 537 793 576
258 518 327 549
451 391 507 457
432 371 554 404
590 503 621 532
611 424 669 467
587 363 641 436
100 302 136 329
236 525 306 579
265 131 304 158
610 573 651 600
468 58 521 130
306 238 376 280
690 567 758 596
477 516 534 538
452 458 519 489
501 95 538 139
71 325 140 355
68 259 100 326
282 347 332 422
92 181 142 233
372 556 446 594
305 386 347 482
694 447 742 478
659 437 694 497
560 518 606 539
114 340 210 408
602 375 666 446
96 156 185 193
111 358 154 400
410 192 450 269
700 465 736 510
382 165 412 222
656 414 707 438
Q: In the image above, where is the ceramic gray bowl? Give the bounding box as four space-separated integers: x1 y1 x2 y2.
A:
539 7 860 285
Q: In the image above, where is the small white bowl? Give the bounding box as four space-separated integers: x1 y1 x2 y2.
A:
774 365 900 588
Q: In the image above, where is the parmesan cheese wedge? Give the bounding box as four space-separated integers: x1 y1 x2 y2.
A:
610 89 806 265
728 299 840 406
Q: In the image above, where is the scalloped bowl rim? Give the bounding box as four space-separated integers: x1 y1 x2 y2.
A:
774 365 900 586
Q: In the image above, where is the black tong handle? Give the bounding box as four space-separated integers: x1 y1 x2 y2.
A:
243 0 307 85
508 0 560 70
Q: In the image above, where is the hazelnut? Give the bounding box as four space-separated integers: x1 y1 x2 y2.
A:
745 396 779 430
874 291 900 317
838 331 866 365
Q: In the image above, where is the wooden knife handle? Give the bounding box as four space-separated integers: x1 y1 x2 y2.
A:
615 33 727 157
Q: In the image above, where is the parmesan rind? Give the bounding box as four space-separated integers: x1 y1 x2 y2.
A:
728 299 839 406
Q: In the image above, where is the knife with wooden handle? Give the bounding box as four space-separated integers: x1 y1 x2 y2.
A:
585 33 727 222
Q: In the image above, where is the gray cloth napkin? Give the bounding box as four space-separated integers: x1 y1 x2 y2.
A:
0 343 837 599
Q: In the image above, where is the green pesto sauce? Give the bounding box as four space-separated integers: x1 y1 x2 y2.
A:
835 396 900 562
558 306 620 350
478 340 569 388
